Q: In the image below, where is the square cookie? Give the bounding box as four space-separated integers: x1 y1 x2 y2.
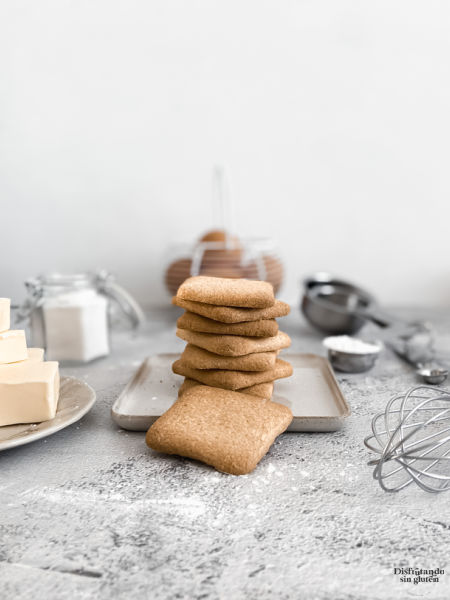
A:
172 297 290 323
176 276 275 308
146 385 293 475
177 312 279 338
178 378 274 400
177 378 202 398
180 344 277 371
176 328 291 357
239 381 274 399
172 357 293 390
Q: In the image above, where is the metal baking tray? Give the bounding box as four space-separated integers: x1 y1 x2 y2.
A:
111 353 350 432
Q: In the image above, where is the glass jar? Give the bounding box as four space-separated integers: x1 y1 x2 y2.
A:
16 271 144 363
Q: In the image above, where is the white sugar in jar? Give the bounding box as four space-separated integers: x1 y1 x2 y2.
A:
19 272 144 364
42 288 109 362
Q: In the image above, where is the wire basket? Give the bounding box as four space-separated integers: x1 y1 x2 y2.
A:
164 166 284 297
165 232 283 297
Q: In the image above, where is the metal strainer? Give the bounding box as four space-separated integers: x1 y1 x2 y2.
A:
364 386 450 493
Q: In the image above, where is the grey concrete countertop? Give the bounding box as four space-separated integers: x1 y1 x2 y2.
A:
2 306 450 600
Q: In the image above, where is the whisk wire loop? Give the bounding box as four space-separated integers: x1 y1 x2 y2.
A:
364 385 450 493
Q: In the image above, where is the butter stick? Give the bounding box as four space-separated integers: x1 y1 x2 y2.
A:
0 299 10 333
22 348 44 362
0 330 28 364
26 348 45 362
0 348 44 366
0 361 60 426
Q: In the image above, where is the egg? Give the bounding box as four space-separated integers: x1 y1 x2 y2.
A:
194 229 243 276
243 255 283 293
199 230 242 263
165 258 193 296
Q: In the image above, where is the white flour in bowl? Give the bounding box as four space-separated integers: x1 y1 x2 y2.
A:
323 335 381 355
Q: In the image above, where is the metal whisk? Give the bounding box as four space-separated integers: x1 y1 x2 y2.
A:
364 386 450 493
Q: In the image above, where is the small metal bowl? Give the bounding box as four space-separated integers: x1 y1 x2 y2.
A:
323 336 382 373
417 367 449 385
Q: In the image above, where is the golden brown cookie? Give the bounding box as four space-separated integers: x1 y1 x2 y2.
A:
176 328 291 357
177 312 278 337
176 276 275 308
172 297 290 323
178 377 273 400
172 358 293 390
177 378 202 397
180 344 277 371
239 381 274 399
146 385 293 475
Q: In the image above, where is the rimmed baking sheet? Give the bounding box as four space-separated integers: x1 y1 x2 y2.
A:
111 353 350 432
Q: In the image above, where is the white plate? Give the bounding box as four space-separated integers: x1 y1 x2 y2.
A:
111 353 350 432
0 376 96 451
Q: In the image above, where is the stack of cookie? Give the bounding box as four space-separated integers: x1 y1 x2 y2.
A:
171 276 292 399
146 276 293 475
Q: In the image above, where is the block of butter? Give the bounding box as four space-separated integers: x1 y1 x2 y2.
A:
0 299 10 333
0 348 45 366
0 330 28 364
0 361 60 426
14 348 45 364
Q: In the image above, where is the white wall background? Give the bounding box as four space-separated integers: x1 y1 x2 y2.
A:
1 0 450 308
